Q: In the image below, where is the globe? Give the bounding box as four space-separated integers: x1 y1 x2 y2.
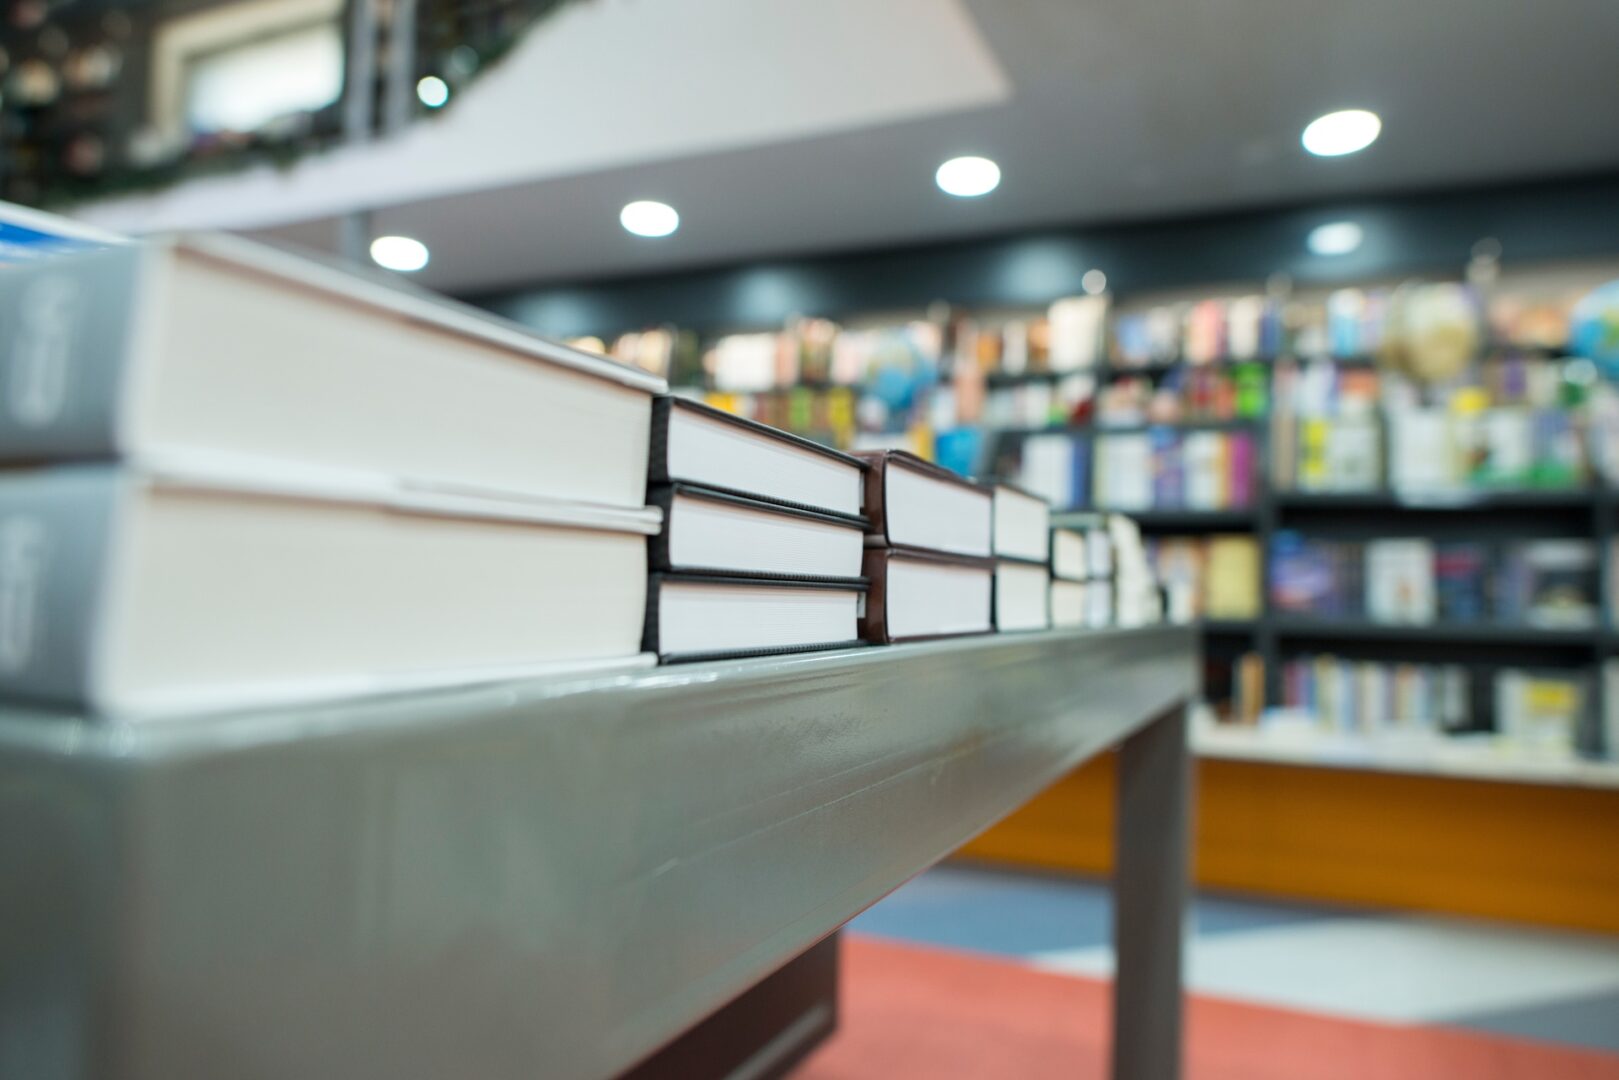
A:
1569 279 1619 381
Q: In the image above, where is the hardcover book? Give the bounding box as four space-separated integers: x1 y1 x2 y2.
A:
643 574 867 661
650 397 866 519
648 483 866 580
0 458 663 718
0 235 666 508
855 449 992 558
859 547 993 643
994 559 1052 632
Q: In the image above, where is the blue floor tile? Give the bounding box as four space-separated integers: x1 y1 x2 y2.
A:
1446 987 1619 1054
849 861 1338 957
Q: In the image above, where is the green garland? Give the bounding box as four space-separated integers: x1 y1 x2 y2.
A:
49 0 582 209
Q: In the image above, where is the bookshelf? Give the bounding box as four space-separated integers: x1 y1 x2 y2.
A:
1192 720 1619 790
573 262 1618 774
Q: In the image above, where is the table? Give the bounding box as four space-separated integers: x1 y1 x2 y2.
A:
0 625 1197 1080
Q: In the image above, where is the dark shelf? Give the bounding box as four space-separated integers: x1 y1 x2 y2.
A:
1202 619 1261 636
1055 507 1258 531
1275 489 1599 512
996 417 1263 439
1270 617 1599 648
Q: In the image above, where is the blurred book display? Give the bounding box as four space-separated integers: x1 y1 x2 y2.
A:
568 251 1619 767
0 229 668 717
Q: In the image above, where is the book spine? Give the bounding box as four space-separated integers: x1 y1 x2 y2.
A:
0 466 121 707
0 246 146 461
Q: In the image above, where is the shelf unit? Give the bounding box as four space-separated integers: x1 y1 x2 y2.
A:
989 345 1616 760
1192 722 1619 790
0 627 1198 1080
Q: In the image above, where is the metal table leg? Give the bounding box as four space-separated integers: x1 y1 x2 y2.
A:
1111 703 1190 1080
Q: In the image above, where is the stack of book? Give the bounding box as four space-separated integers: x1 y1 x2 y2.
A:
1048 525 1088 629
853 450 994 643
992 483 1052 632
641 398 870 660
1110 514 1164 628
0 234 668 718
1049 516 1115 629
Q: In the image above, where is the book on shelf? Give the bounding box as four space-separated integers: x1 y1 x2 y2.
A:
1364 539 1437 624
860 548 993 643
643 574 866 661
855 449 992 558
1092 427 1255 512
1495 668 1589 757
1016 433 1089 512
0 460 663 718
1110 514 1163 628
992 483 1051 563
1051 527 1088 582
1205 535 1261 620
1434 542 1490 622
0 235 665 509
1497 540 1600 629
1278 654 1471 735
1233 652 1265 725
1388 411 1453 495
1605 661 1619 761
650 397 867 519
1050 579 1087 629
1042 524 1094 628
647 484 866 580
994 559 1051 632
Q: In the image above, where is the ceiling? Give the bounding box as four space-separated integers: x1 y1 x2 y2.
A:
77 0 1619 294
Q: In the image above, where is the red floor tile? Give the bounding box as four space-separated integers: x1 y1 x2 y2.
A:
796 935 1619 1080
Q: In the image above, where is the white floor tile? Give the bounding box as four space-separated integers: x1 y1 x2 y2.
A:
1031 916 1619 1023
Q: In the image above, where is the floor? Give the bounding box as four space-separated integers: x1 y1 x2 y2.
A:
795 861 1619 1078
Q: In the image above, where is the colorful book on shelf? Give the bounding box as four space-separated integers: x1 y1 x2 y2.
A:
1204 535 1261 620
1365 539 1437 624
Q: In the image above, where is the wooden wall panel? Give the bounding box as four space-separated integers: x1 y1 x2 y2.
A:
959 755 1619 935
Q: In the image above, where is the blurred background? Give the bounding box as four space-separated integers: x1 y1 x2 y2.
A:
8 0 1619 1075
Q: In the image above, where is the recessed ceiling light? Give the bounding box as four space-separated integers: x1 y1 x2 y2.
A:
935 156 1000 198
1081 269 1107 295
1301 109 1381 157
620 200 679 238
416 75 449 108
370 235 429 272
1307 221 1363 256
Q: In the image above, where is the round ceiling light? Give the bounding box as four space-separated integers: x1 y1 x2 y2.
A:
1081 269 1108 295
1307 221 1363 256
416 75 450 108
1301 109 1381 157
935 155 1001 198
369 235 429 272
620 200 679 238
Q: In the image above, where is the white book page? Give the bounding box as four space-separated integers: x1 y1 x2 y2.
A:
668 494 863 578
658 581 858 654
884 463 991 557
886 558 992 639
667 407 862 516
